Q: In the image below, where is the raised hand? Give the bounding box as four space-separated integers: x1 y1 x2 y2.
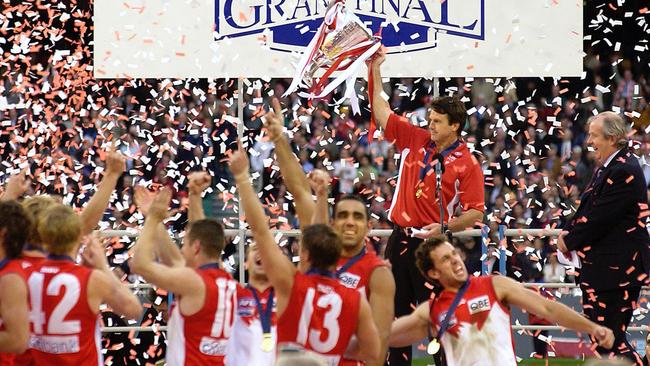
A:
188 171 211 195
228 140 251 179
147 188 172 223
105 143 126 177
308 169 331 197
2 171 29 200
133 186 155 216
263 98 285 143
367 45 386 70
81 232 109 271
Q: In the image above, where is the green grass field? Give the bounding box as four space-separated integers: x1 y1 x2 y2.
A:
412 358 585 366
517 360 585 366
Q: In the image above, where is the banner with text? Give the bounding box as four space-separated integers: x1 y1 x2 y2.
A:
94 0 582 78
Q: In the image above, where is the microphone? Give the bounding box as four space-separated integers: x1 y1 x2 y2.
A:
444 229 453 242
434 153 447 235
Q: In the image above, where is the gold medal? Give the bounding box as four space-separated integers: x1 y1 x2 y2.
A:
427 339 440 355
416 187 423 198
261 333 273 352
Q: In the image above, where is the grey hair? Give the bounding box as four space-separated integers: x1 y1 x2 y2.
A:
589 111 629 149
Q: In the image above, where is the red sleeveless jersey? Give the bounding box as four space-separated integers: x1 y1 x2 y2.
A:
11 255 44 276
25 258 102 366
336 248 385 299
430 276 516 366
277 272 361 366
336 249 385 366
12 255 45 366
0 259 29 366
166 267 238 366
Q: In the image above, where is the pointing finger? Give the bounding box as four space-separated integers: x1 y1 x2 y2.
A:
272 97 282 117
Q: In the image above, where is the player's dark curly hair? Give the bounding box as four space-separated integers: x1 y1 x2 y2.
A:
414 235 449 279
0 200 32 258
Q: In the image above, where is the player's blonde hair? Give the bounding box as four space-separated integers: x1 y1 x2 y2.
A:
38 204 81 255
22 195 58 245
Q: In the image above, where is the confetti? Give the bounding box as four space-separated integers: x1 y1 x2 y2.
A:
0 1 647 362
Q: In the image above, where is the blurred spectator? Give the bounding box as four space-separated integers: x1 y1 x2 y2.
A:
333 149 357 194
459 237 483 275
543 253 566 283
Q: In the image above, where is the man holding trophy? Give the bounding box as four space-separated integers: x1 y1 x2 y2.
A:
283 1 484 364
367 48 485 365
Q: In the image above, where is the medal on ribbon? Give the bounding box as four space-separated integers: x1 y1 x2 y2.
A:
415 183 424 199
417 147 434 199
249 286 275 353
284 0 382 140
427 338 441 355
428 278 470 359
261 333 273 353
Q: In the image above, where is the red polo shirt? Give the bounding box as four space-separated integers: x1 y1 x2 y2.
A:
385 113 485 228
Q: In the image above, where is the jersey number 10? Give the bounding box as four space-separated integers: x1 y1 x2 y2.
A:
210 277 237 339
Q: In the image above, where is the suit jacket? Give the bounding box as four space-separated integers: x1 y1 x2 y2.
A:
563 148 650 291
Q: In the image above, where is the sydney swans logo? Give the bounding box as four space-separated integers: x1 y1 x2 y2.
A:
214 0 485 53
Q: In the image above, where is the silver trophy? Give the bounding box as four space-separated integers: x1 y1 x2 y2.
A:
285 0 381 113
294 1 379 91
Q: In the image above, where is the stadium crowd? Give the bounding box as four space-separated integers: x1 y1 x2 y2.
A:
2 45 650 279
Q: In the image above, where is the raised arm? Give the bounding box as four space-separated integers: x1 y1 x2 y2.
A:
307 169 331 225
188 171 211 222
493 275 614 349
82 233 142 320
388 302 431 348
228 140 296 301
0 172 29 201
130 189 204 297
79 146 125 235
0 273 29 353
133 186 185 268
265 98 316 228
368 47 390 131
367 266 396 366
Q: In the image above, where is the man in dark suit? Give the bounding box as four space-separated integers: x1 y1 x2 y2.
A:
558 111 650 364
